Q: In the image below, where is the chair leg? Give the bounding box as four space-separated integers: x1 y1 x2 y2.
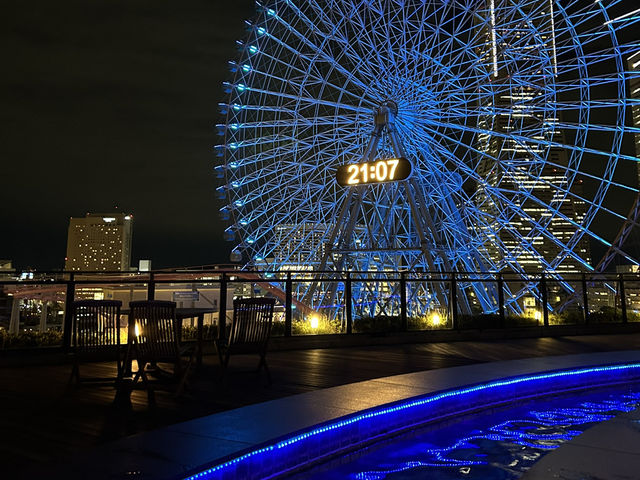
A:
69 361 80 385
114 372 133 408
140 369 156 406
132 361 155 406
260 355 272 386
219 352 231 383
175 353 194 397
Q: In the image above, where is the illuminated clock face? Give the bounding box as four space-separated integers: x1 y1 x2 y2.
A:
336 157 413 186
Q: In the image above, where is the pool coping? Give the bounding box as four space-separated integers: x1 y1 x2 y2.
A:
53 350 640 479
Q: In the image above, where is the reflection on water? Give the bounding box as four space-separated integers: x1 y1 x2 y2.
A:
296 387 640 480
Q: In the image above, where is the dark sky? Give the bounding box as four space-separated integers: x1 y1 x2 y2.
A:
0 0 255 270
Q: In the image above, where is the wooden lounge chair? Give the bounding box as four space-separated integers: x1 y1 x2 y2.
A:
69 300 123 385
128 300 194 400
216 297 276 384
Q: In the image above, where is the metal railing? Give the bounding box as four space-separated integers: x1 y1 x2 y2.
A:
1 269 639 350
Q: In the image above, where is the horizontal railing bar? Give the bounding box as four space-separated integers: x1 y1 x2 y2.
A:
2 268 638 276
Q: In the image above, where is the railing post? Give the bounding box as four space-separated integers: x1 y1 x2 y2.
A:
450 273 458 330
619 273 628 323
147 272 155 300
62 272 75 352
285 272 292 337
399 272 407 331
39 301 48 333
9 298 20 335
218 273 227 341
541 273 549 327
346 272 353 334
582 273 589 324
497 273 505 328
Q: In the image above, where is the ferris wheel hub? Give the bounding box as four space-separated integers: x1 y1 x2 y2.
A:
374 100 399 127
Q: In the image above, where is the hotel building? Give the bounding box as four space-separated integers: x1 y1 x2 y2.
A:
65 213 133 271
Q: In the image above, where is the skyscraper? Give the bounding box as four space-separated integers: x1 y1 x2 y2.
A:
475 0 590 273
630 51 640 178
65 213 133 271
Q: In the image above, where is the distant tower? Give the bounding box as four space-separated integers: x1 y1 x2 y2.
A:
475 0 590 273
630 52 640 176
65 213 133 271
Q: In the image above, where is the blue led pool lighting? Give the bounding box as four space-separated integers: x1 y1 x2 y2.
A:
355 388 640 480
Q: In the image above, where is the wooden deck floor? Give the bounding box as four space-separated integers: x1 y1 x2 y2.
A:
2 333 640 477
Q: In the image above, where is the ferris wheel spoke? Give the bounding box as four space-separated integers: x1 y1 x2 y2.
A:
503 165 630 222
229 134 358 214
413 121 614 260
225 82 370 115
240 51 376 109
428 116 637 166
471 203 584 273
418 118 637 224
291 7 382 100
258 3 376 94
409 134 574 260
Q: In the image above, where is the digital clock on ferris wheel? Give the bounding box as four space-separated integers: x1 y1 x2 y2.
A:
336 157 413 186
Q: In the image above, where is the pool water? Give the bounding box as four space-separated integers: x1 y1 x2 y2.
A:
291 384 640 479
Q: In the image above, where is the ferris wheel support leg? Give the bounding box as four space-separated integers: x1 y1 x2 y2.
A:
404 184 451 310
315 121 384 275
303 192 363 317
321 197 364 320
306 124 386 316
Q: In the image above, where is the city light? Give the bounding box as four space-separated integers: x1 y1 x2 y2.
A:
429 312 443 327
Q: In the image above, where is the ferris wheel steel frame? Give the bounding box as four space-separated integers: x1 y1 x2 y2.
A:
215 0 640 320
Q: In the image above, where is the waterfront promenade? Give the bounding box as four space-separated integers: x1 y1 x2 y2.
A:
2 333 639 478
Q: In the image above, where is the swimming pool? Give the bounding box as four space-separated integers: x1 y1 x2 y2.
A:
290 383 640 479
183 362 640 480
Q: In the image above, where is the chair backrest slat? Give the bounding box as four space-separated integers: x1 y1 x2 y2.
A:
229 298 275 347
71 300 122 354
129 300 179 364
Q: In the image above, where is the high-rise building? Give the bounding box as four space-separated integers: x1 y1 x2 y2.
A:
65 213 133 271
630 51 640 181
270 224 329 270
475 1 590 273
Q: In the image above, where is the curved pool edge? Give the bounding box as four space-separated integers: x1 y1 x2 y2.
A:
52 350 640 480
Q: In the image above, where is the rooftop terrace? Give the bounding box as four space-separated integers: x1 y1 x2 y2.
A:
3 332 640 478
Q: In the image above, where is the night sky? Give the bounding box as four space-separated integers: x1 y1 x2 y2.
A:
1 0 255 270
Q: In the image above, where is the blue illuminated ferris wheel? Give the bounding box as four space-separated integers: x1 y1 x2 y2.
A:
216 0 640 314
